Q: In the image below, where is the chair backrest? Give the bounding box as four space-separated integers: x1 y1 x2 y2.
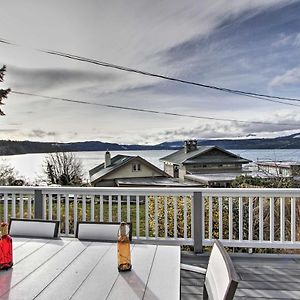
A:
76 221 132 242
9 218 60 239
204 240 239 300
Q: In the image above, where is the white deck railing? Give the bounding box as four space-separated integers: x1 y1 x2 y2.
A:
201 188 300 249
0 186 299 250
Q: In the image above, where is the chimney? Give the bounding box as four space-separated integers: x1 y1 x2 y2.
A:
185 140 197 153
104 151 111 168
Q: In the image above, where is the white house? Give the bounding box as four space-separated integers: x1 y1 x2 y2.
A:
160 140 251 187
89 151 201 187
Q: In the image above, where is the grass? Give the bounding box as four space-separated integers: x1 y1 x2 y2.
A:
0 195 192 239
1 199 146 236
61 201 147 236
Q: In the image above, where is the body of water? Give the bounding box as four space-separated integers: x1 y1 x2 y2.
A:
1 149 300 183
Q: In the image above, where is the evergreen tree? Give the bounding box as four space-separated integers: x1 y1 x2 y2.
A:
0 65 11 115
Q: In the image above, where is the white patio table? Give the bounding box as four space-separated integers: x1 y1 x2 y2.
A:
0 237 180 300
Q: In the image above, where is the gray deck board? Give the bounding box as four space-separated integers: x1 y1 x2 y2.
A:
181 252 300 299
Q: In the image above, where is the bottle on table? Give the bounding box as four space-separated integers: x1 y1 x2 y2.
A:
0 222 13 270
117 222 131 272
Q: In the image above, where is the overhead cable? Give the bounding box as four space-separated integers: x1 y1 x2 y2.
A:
11 90 300 127
0 36 300 105
41 49 300 104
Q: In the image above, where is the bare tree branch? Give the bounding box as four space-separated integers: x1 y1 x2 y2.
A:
44 151 84 186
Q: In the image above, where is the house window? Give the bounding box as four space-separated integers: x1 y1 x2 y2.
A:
132 163 141 172
223 164 234 168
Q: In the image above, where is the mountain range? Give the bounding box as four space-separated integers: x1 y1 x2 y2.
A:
0 133 299 156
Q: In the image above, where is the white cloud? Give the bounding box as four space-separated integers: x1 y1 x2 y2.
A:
0 0 289 76
272 32 300 48
272 34 294 47
270 66 300 87
0 0 298 143
294 33 300 46
151 110 300 143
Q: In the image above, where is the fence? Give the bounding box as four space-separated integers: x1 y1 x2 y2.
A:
0 186 299 251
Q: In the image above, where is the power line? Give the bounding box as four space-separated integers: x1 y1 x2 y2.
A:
11 90 300 127
0 36 300 106
0 38 15 45
40 49 300 105
42 50 300 109
230 92 300 108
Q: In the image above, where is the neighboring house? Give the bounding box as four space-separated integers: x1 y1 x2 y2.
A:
89 151 200 187
160 140 251 187
256 161 300 179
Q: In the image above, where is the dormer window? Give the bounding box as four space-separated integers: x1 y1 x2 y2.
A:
132 163 141 172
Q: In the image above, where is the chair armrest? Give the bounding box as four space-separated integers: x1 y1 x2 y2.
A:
180 263 206 274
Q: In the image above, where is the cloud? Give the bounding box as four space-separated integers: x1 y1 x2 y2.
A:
1 0 299 143
8 122 22 126
270 66 300 87
149 2 300 99
0 128 18 133
272 33 300 48
295 33 300 46
150 111 300 142
28 130 57 138
7 66 123 92
272 34 294 48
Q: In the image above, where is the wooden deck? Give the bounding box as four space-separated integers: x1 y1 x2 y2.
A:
181 252 300 300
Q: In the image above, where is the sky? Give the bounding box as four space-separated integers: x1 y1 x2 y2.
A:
0 0 300 145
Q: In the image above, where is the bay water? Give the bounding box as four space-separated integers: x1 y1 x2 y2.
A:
1 149 300 184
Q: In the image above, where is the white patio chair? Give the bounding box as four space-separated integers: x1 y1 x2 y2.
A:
181 240 239 300
9 218 60 238
75 221 132 242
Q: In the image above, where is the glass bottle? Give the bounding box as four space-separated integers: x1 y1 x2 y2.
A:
0 222 13 270
117 222 131 272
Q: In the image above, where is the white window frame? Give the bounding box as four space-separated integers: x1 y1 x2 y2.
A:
132 163 141 172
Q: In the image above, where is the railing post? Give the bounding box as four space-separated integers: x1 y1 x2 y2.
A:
193 192 203 253
34 189 44 219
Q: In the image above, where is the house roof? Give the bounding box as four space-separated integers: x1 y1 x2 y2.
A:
115 177 202 187
89 154 168 184
160 145 251 165
185 172 242 184
89 155 133 180
257 161 300 168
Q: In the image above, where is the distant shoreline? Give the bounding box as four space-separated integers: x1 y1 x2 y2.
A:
0 133 299 156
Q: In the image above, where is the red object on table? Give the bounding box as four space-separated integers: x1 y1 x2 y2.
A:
0 222 13 270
